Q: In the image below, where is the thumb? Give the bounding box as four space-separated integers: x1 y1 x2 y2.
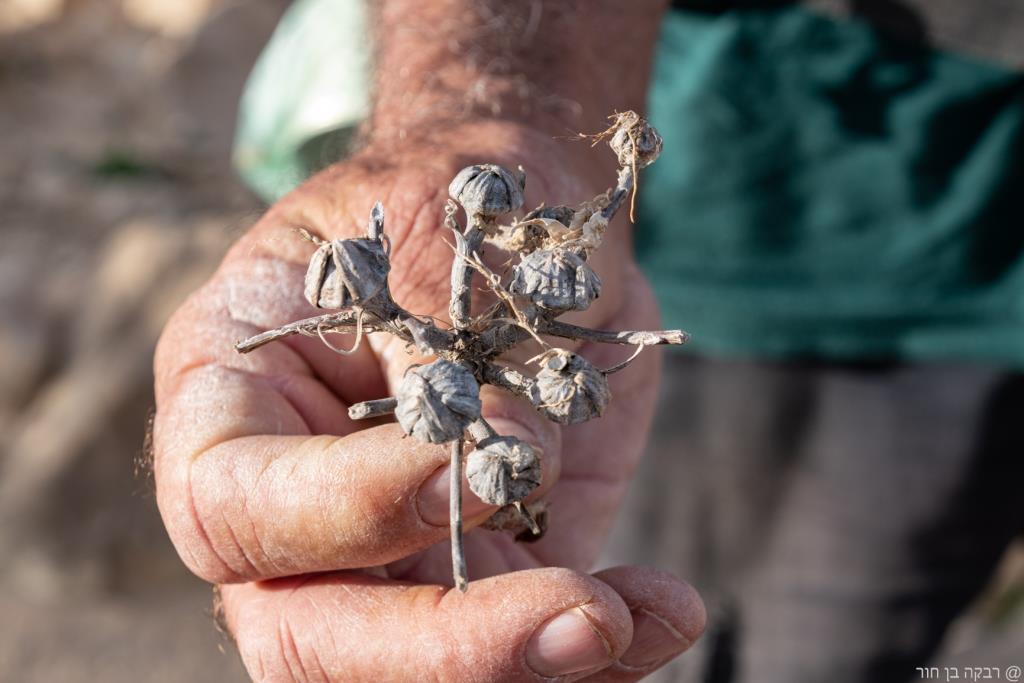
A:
222 567 633 682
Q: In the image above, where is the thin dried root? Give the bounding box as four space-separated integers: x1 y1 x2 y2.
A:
602 344 645 374
316 308 366 355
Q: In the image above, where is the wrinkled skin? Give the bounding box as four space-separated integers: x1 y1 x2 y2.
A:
153 122 705 682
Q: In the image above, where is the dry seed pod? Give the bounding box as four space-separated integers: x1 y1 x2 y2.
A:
466 435 541 506
449 164 525 218
482 501 549 543
523 204 575 228
610 118 663 169
532 350 611 425
395 360 481 443
509 247 602 312
304 238 390 309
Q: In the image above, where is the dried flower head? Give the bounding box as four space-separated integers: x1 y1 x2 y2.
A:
465 435 542 507
395 360 481 443
235 112 689 592
532 350 610 425
609 114 663 169
509 247 602 312
449 164 525 218
304 237 390 309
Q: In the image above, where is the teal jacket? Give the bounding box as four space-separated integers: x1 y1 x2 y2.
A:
236 0 1024 368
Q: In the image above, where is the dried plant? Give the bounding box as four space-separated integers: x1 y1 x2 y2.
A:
235 112 688 591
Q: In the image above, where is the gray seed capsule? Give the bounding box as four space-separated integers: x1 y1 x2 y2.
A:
610 120 663 169
304 238 390 309
466 436 541 506
448 164 525 218
532 351 610 425
509 248 602 312
395 360 481 444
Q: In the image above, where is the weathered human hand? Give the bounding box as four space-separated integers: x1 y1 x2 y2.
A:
153 122 704 681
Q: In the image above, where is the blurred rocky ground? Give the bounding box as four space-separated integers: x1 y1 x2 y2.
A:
0 0 287 679
0 1 1020 682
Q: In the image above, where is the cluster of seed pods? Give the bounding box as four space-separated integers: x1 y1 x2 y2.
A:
235 112 687 591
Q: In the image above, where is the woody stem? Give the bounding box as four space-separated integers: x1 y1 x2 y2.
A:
449 222 485 329
540 320 689 346
450 438 468 593
601 164 635 221
347 397 397 420
234 311 364 353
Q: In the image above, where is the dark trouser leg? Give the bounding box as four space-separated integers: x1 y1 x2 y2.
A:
603 354 1024 683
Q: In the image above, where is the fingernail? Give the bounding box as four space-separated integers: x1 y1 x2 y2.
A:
619 609 689 669
417 462 491 526
416 418 543 527
526 607 613 677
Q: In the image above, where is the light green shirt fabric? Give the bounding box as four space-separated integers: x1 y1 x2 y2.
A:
233 0 370 202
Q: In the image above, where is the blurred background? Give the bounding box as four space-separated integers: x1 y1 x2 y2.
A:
0 1 1021 681
0 0 281 679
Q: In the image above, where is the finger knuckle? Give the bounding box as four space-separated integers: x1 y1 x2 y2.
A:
234 591 333 683
273 613 327 683
157 459 251 584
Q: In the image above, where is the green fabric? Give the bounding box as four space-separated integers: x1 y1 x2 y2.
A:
234 2 1024 367
640 6 1024 365
233 0 370 201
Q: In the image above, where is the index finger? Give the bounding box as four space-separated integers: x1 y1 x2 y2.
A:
153 251 560 585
